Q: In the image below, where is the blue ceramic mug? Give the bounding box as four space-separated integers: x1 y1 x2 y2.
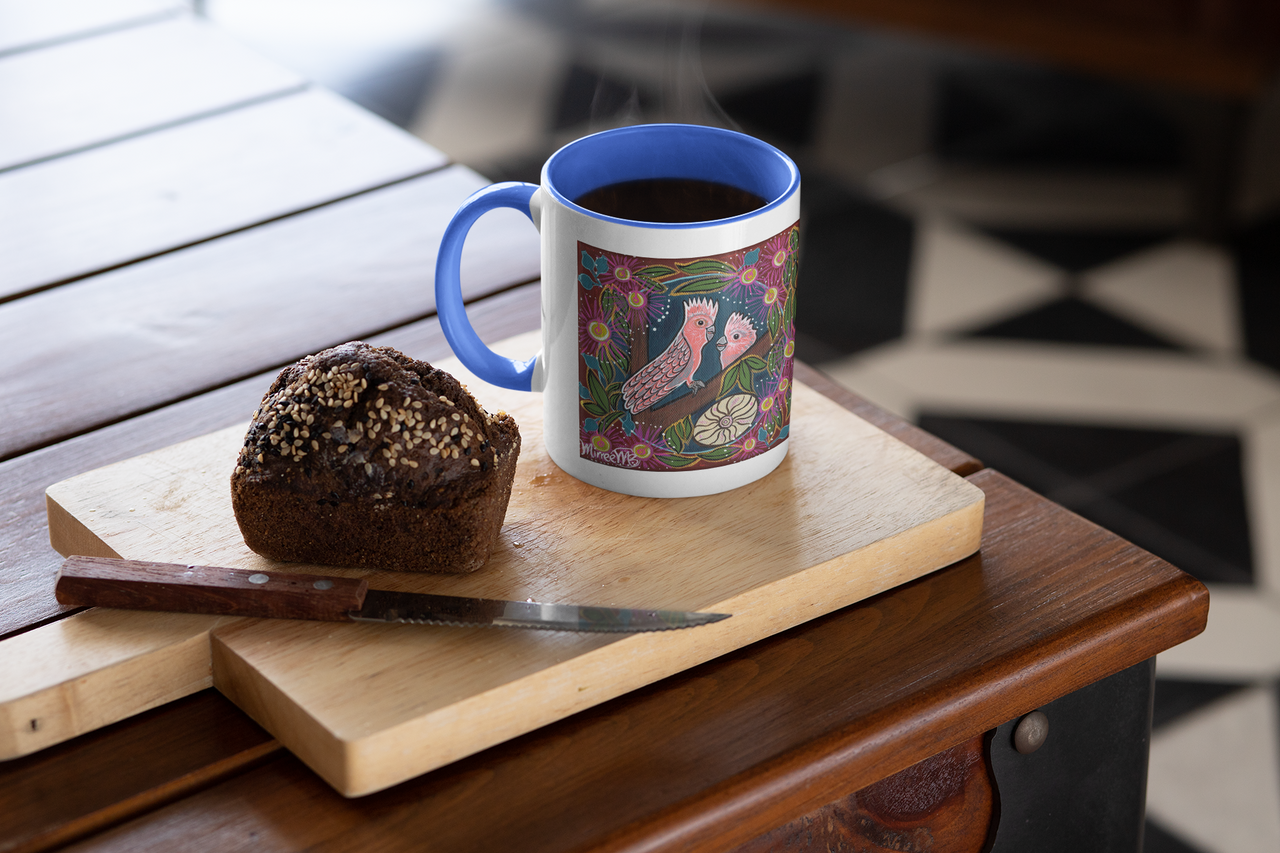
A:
435 124 800 497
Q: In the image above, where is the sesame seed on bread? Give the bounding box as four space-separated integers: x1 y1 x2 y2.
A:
230 342 520 573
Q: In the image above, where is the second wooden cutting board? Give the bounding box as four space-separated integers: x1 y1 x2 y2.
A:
20 334 984 796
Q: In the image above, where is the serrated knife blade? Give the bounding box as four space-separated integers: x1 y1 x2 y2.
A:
55 556 730 633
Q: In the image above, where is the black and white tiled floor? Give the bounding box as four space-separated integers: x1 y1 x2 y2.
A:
206 1 1280 848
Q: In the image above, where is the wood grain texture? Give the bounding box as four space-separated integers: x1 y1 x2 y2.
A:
0 689 276 853
0 15 306 171
49 470 1205 853
56 558 370 622
0 165 540 462
728 736 993 853
0 285 542 640
794 362 982 477
0 86 446 299
0 0 183 57
0 606 231 759
26 361 983 790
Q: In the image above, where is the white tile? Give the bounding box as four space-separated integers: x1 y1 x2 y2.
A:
821 339 1280 432
812 359 918 423
410 6 566 168
904 215 1062 336
1156 587 1280 681
1082 241 1241 354
1147 685 1280 853
1243 408 1280 597
884 166 1190 229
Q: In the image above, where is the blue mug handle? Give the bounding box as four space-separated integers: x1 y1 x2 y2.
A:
434 181 541 391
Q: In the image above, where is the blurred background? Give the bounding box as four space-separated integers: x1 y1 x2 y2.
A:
196 1 1280 850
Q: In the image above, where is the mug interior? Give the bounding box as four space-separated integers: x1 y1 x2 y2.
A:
544 124 799 225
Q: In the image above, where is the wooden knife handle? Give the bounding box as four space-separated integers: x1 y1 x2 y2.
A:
56 556 368 621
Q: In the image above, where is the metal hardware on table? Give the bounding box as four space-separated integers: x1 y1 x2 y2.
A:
1014 711 1049 754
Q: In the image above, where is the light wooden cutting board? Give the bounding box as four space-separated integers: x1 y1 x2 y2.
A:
3 333 984 796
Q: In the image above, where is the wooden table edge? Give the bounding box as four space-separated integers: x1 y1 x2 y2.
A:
0 286 1208 853
574 469 1210 853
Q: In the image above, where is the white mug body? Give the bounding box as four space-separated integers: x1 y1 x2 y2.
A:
533 182 800 497
436 124 800 498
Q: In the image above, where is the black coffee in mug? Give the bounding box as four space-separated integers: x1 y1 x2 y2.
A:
574 177 767 223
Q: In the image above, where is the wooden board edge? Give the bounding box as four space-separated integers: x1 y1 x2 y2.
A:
209 633 344 790
46 491 123 560
270 491 985 797
0 612 224 761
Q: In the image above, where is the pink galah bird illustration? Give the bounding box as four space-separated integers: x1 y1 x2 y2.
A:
716 312 757 370
621 298 718 413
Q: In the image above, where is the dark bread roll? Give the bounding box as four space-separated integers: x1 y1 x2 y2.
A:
230 342 520 573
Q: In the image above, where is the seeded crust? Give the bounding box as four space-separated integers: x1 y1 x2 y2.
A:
230 342 520 573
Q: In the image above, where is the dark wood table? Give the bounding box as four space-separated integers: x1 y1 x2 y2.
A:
0 5 1208 852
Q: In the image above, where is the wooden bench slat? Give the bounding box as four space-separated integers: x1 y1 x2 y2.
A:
42 470 1205 853
0 287 541 640
0 166 540 462
0 15 304 171
0 690 276 853
0 87 446 300
0 0 183 57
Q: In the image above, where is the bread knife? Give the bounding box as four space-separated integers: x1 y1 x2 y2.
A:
55 556 730 633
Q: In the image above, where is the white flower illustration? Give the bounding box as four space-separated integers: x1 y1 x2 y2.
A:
692 394 759 446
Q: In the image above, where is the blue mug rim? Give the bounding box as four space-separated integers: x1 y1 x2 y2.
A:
543 123 800 229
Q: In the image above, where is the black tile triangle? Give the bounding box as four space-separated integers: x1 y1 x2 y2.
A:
1144 818 1212 853
719 69 824 147
917 414 1254 586
1237 212 1280 373
793 177 913 356
1153 678 1249 730
967 296 1183 349
980 229 1173 273
934 63 1182 170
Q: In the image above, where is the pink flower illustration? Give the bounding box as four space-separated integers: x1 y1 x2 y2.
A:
579 288 627 365
599 252 645 289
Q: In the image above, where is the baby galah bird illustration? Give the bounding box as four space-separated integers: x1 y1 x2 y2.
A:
717 312 757 370
621 298 718 413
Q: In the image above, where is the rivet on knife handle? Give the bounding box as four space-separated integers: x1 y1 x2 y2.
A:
56 556 368 621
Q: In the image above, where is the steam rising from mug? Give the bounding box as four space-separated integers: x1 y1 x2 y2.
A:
580 0 740 134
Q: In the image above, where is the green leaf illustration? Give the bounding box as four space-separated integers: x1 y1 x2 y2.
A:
637 264 677 280
670 276 728 295
698 446 737 462
587 369 610 412
767 342 783 374
581 400 606 418
743 355 767 372
656 453 700 468
718 362 749 396
663 417 693 453
768 303 781 339
676 258 734 276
